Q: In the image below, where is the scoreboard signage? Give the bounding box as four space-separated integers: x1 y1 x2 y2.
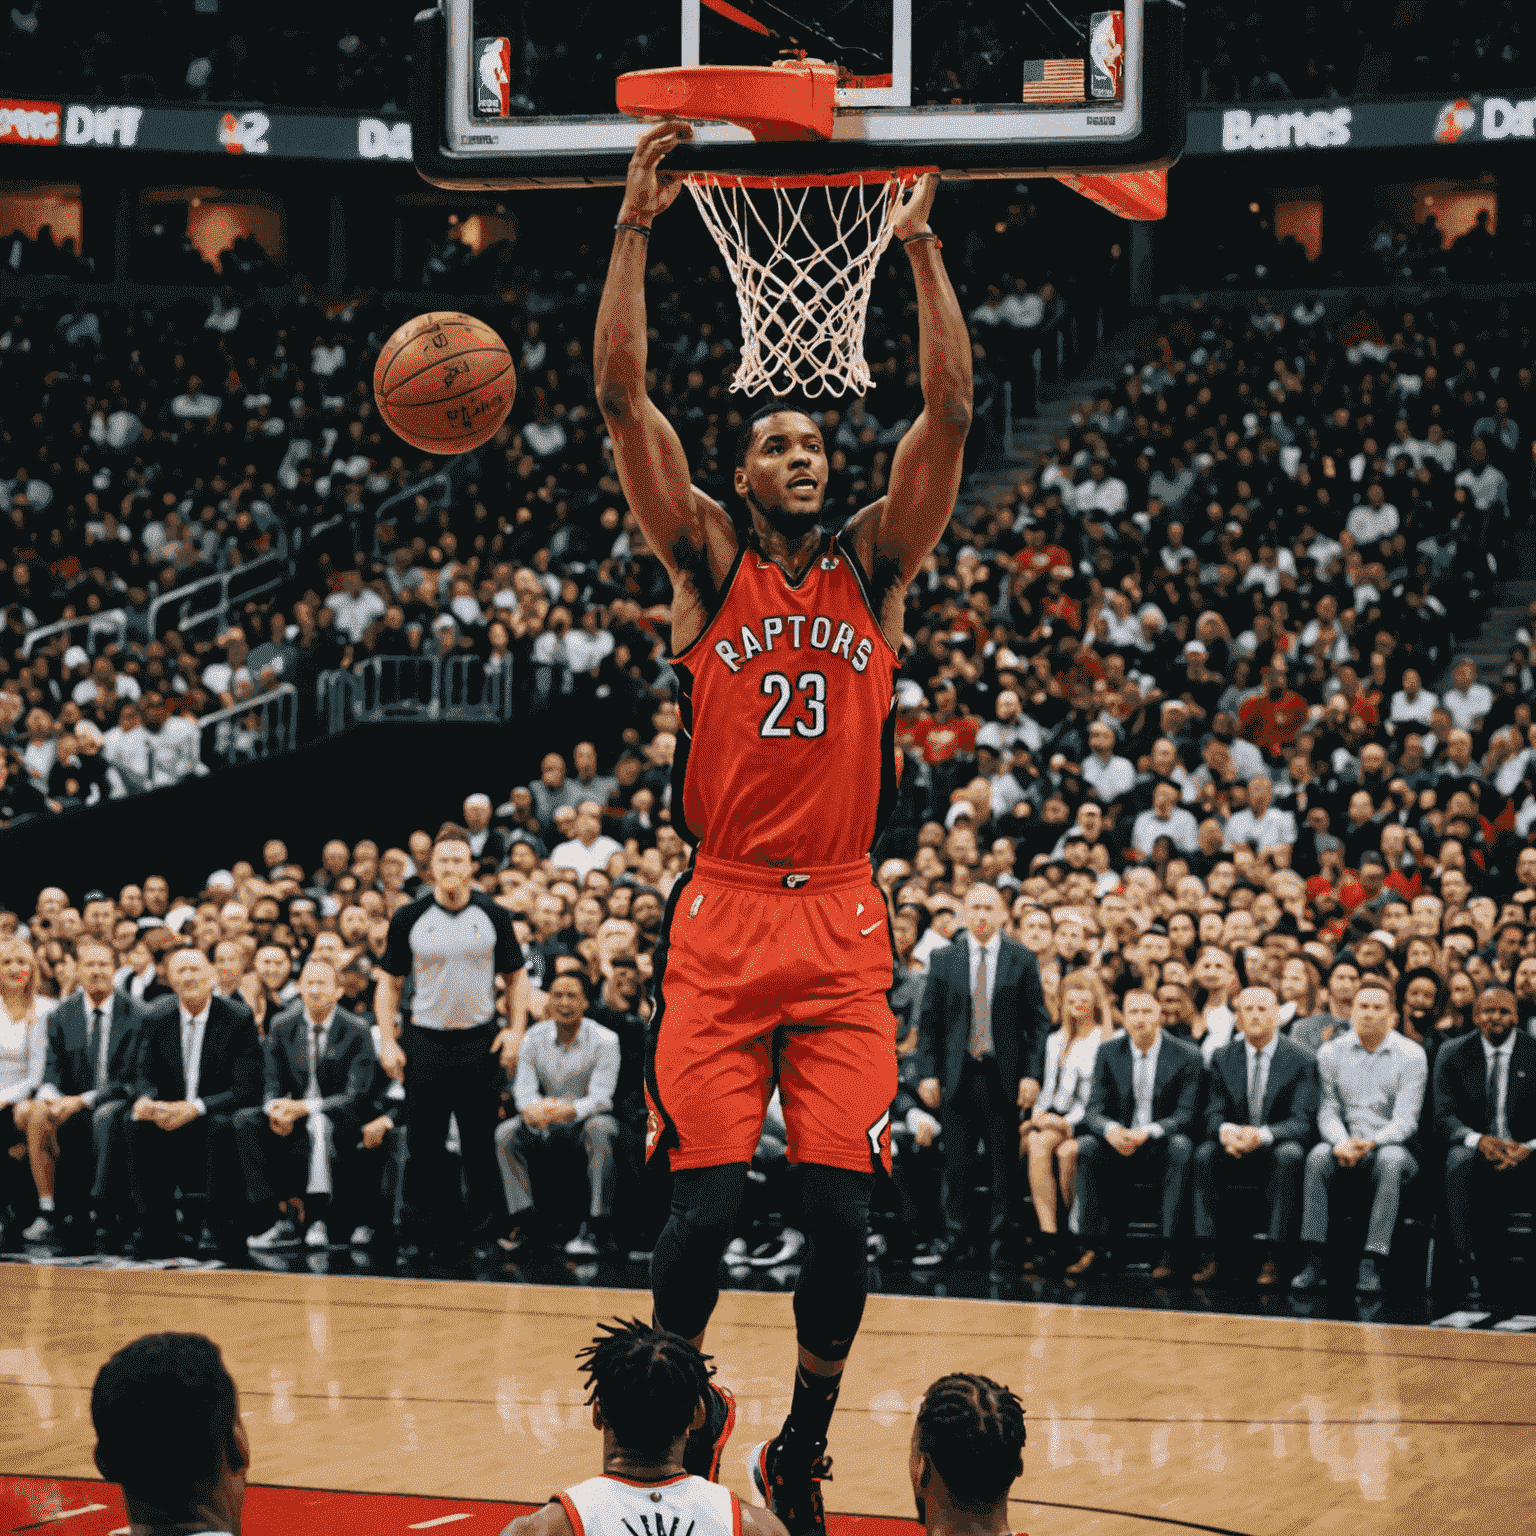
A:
0 95 413 161
1189 90 1536 155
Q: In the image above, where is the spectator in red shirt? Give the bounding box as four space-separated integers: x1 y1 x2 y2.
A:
1239 659 1310 761
910 681 979 765
1014 524 1073 587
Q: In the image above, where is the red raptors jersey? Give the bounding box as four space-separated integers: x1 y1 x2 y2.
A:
671 532 899 867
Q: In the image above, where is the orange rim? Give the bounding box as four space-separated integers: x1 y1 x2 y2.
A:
687 165 936 190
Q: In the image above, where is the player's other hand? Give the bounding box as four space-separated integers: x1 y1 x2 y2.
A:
892 171 940 242
917 1077 942 1111
620 120 693 227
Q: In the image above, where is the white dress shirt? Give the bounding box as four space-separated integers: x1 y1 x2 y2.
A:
180 1003 211 1114
1469 1033 1536 1150
1107 1035 1165 1138
1221 1034 1279 1147
38 994 115 1107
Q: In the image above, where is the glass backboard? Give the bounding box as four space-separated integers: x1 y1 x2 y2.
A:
412 0 1185 189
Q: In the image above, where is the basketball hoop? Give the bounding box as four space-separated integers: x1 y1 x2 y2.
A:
620 63 931 398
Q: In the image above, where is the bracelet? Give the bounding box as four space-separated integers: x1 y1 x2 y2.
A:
901 231 941 248
614 222 652 238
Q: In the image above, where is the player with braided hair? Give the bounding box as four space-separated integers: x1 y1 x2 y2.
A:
909 1373 1027 1535
500 1320 787 1536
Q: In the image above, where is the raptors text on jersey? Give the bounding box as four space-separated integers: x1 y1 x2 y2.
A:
671 533 899 868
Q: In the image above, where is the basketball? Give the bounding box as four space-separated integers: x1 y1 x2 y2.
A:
372 310 516 453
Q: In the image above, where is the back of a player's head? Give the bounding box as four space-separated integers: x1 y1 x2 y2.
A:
735 397 817 467
915 1372 1026 1513
92 1333 244 1515
577 1318 713 1459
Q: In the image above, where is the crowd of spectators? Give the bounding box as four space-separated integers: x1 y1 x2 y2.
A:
3 276 1536 1310
0 185 1097 822
1188 0 1529 103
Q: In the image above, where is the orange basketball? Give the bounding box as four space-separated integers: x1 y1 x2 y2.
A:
372 310 516 453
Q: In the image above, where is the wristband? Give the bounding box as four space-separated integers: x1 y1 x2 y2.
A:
614 222 652 237
900 231 941 248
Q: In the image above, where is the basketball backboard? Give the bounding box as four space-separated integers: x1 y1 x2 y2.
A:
412 0 1186 190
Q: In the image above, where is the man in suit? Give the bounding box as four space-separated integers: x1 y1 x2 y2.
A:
1068 987 1204 1281
127 947 263 1259
1292 978 1427 1296
92 1332 250 1536
1434 984 1536 1305
235 957 379 1252
34 938 142 1251
915 883 1051 1264
1192 985 1320 1287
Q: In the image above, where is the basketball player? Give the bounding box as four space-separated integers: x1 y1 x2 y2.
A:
499 1320 788 1536
594 120 972 1534
92 1332 250 1536
910 1374 1028 1536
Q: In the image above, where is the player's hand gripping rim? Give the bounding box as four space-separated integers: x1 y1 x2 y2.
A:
620 120 695 228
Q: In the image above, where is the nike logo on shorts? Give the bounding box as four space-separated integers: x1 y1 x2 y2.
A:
860 921 883 935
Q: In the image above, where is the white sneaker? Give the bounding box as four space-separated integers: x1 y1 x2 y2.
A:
563 1225 599 1257
22 1215 55 1243
247 1218 301 1250
349 1225 375 1247
747 1228 806 1268
305 1221 330 1249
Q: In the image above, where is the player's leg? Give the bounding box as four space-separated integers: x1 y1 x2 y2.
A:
754 998 896 1536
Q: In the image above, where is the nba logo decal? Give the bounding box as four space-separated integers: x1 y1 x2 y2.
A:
820 555 840 571
475 36 511 116
1435 98 1476 143
645 1107 662 1158
1088 11 1125 100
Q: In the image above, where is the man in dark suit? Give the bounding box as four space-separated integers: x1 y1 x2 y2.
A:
1068 987 1204 1280
235 957 378 1251
1434 984 1536 1305
127 947 263 1259
1192 984 1320 1287
35 938 142 1250
914 883 1051 1263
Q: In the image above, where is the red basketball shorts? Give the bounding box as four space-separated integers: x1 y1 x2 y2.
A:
645 853 897 1175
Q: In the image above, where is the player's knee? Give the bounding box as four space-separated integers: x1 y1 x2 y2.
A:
799 1165 872 1254
668 1164 748 1241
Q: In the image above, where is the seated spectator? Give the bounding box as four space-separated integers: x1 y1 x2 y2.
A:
1292 979 1426 1297
1067 988 1203 1281
237 958 378 1253
1192 986 1319 1287
495 973 620 1256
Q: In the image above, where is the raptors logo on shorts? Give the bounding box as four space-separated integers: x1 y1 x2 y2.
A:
646 532 901 1177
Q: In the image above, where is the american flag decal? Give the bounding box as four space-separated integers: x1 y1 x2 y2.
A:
1022 58 1085 103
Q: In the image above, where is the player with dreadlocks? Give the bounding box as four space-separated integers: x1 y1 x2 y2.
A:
500 1320 788 1536
909 1374 1028 1536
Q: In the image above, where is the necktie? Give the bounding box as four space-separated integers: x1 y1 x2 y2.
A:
1488 1050 1507 1139
969 949 992 1059
306 1023 322 1099
1247 1050 1264 1125
181 1017 195 1095
87 1007 103 1090
1134 1051 1151 1127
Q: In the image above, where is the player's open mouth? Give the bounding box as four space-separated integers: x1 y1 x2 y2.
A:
788 477 818 492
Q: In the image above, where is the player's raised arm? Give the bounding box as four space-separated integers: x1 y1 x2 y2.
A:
872 174 973 582
594 120 719 579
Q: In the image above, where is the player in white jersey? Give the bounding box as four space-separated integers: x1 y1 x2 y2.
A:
501 1321 788 1536
909 1373 1028 1536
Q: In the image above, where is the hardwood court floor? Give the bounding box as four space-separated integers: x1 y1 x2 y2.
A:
3 1264 1534 1536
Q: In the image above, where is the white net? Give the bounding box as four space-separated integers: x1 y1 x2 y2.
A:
685 170 918 399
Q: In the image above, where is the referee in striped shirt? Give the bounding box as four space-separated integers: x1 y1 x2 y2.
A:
377 824 529 1252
